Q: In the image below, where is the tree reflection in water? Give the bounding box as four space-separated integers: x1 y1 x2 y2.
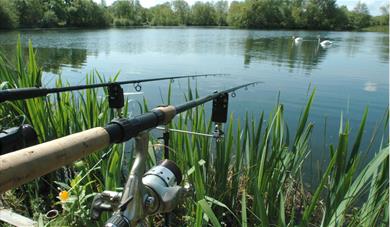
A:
243 36 329 73
0 45 87 74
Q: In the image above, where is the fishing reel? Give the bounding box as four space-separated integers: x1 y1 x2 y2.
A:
90 133 192 226
0 124 38 155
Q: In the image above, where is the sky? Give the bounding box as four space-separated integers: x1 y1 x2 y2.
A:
100 0 388 16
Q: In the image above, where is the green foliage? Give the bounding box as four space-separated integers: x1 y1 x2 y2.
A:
113 18 131 26
370 4 389 27
110 0 144 26
172 0 190 25
348 1 371 29
0 0 18 29
0 0 386 30
0 39 126 226
53 174 97 226
190 2 216 26
14 0 45 27
148 2 177 26
167 83 388 226
43 0 67 23
214 0 228 26
363 25 389 32
227 1 248 27
42 10 59 28
67 0 111 27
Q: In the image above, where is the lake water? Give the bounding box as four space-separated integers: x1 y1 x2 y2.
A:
0 28 388 173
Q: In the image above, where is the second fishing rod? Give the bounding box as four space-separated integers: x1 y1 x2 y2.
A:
0 81 260 194
0 73 226 103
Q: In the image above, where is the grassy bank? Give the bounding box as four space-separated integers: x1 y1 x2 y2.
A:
0 40 388 226
362 25 389 32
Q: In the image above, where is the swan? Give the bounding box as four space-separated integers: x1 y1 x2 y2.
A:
317 35 333 48
292 36 303 45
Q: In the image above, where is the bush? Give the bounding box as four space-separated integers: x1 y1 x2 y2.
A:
66 0 111 27
42 10 59 28
0 0 18 29
113 18 131 26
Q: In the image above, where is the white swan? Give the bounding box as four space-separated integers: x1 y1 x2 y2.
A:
292 36 303 45
317 35 333 48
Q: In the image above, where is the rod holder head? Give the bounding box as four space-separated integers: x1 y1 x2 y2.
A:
108 84 124 109
211 93 229 123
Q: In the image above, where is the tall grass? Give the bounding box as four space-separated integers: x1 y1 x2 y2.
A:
0 39 128 224
0 39 388 226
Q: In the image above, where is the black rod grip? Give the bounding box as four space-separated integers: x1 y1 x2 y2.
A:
0 88 49 103
105 110 165 143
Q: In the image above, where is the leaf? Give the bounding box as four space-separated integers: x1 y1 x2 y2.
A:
241 190 248 227
198 199 222 227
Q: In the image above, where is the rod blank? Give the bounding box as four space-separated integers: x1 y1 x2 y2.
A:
0 73 227 103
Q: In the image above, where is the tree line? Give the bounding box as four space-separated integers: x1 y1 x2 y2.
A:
0 0 388 30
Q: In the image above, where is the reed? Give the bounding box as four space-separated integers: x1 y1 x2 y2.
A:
0 39 388 227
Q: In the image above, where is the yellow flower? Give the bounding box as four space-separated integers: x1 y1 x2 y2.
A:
59 191 69 202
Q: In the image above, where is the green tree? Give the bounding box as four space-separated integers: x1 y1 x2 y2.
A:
67 0 110 27
319 0 338 29
245 0 284 28
149 2 176 26
172 0 190 25
111 0 131 18
290 0 305 28
214 0 228 26
190 1 216 25
227 1 248 27
110 0 144 26
43 0 67 23
333 5 351 30
111 0 133 25
349 1 371 29
0 0 18 29
42 10 59 27
14 0 45 27
379 4 389 25
277 0 294 28
304 0 321 29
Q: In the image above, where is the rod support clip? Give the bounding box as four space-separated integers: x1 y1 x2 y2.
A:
108 83 124 109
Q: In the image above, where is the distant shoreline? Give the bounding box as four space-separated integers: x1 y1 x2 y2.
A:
1 25 388 33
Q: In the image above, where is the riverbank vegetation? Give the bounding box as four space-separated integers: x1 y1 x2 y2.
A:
0 39 388 226
0 0 388 31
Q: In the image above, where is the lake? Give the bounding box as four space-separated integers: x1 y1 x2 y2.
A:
0 28 388 175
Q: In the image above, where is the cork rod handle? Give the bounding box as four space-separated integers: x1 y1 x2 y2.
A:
0 127 110 194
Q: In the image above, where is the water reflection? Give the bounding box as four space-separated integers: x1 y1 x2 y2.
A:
0 29 387 77
0 45 87 74
376 35 389 63
36 48 87 74
344 34 365 57
243 36 328 72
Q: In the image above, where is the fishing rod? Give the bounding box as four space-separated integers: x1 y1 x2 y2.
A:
0 73 226 104
0 81 260 226
0 73 227 155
